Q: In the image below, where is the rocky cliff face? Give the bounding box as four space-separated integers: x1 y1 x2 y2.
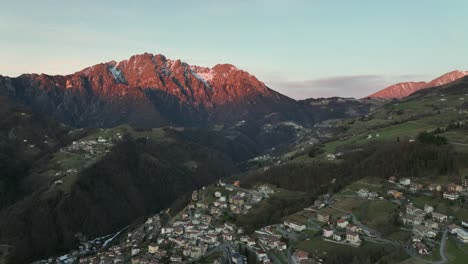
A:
0 53 303 128
368 70 468 99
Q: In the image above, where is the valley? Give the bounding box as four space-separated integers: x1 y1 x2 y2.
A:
1 54 468 264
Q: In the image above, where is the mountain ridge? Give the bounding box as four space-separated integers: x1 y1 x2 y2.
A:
368 70 468 99
0 53 313 129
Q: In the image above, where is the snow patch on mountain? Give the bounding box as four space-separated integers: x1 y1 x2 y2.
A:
191 71 212 89
109 66 126 84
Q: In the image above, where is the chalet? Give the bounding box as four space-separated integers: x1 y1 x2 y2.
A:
388 176 397 183
428 184 442 192
317 212 330 223
336 219 349 229
399 178 411 186
346 232 361 245
323 228 334 238
409 183 423 191
443 191 459 200
447 183 463 193
284 220 306 232
432 212 448 223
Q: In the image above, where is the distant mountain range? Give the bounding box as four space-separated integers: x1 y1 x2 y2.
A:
367 70 468 99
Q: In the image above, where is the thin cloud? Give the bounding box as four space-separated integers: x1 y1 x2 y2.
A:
267 74 427 99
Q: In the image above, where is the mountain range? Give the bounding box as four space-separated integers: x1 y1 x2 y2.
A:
1 52 468 263
367 70 468 99
0 53 313 129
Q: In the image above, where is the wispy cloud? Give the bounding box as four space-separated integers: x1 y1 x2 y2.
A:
266 74 427 99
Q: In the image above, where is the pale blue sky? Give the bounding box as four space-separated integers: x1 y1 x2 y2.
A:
1 0 468 98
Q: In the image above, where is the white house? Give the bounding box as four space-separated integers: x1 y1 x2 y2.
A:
424 204 434 214
333 233 343 241
399 178 411 186
462 221 468 228
356 188 369 198
443 191 459 201
323 228 334 238
346 232 361 245
284 220 306 232
457 229 468 243
432 212 448 223
337 219 349 228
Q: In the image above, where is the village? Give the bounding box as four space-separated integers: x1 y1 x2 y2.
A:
32 173 468 264
47 131 123 187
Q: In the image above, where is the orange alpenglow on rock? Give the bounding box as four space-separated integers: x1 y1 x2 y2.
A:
368 70 468 99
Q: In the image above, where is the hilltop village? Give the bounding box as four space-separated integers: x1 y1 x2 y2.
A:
32 173 468 264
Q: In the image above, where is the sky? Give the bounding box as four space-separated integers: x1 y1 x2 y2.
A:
1 0 468 99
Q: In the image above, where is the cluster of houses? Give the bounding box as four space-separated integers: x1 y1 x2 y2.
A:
388 176 468 202
401 202 468 255
318 213 362 247
207 181 274 215
35 174 468 264
385 176 468 255
356 188 379 200
252 224 318 264
79 215 162 264
62 134 120 157
70 182 281 264
138 182 274 263
33 182 289 264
